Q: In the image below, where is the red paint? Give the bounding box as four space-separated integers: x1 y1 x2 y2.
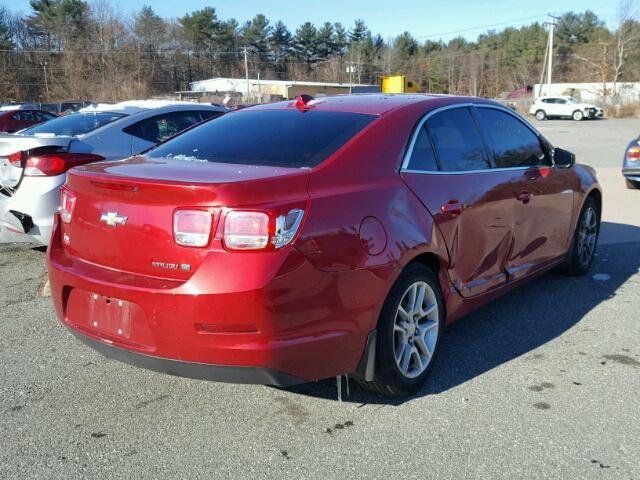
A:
47 94 601 384
0 109 55 132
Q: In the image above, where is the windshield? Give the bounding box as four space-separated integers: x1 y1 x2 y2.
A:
21 111 127 136
145 109 376 168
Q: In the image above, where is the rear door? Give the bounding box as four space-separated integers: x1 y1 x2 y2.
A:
401 106 517 297
474 106 574 278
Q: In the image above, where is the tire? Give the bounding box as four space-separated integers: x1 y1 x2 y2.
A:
572 110 584 121
626 179 640 189
361 264 445 397
535 110 546 121
558 197 600 276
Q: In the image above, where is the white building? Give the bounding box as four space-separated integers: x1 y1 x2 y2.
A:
189 77 375 101
534 82 640 105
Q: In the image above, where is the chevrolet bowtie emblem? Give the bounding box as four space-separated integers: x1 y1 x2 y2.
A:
100 211 128 227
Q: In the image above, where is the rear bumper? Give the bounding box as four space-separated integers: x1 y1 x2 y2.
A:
0 175 63 244
48 215 386 385
69 328 304 386
622 166 640 181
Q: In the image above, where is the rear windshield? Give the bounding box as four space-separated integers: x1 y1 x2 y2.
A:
21 111 127 136
146 109 376 168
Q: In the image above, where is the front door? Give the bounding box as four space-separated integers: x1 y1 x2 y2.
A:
473 106 574 279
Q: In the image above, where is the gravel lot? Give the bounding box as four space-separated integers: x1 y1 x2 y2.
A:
1 118 639 480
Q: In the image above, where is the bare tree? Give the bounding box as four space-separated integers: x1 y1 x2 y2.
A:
613 0 640 97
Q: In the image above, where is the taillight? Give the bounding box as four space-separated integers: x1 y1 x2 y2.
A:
173 209 214 247
627 146 640 161
223 211 272 250
59 187 76 224
273 209 305 248
24 153 105 177
223 209 305 251
8 151 23 167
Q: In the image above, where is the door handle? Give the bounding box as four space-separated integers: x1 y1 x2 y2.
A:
517 191 531 204
441 201 464 216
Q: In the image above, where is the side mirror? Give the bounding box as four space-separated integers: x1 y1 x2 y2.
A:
553 147 575 168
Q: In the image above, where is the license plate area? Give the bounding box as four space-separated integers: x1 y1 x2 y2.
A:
64 288 156 352
87 293 133 338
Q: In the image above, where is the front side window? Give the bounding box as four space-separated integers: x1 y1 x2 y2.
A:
146 109 376 168
21 112 127 136
476 108 546 168
426 108 490 172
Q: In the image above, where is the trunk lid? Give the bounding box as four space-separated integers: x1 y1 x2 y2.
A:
0 134 72 195
62 156 310 280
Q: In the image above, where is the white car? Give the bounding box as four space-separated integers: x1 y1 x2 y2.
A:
0 101 227 245
529 96 604 121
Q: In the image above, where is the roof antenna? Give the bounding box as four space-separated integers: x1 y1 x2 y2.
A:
294 94 314 110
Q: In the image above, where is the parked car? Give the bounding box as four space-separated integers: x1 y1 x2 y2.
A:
47 94 601 396
0 109 58 133
0 101 227 245
623 135 640 189
529 96 604 121
38 101 93 116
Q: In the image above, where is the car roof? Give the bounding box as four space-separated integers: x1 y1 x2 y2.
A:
247 93 481 116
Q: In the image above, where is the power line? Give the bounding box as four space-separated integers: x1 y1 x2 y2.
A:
413 14 549 40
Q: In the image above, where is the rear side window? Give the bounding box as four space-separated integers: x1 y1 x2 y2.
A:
426 108 490 171
476 108 546 168
124 111 207 143
13 111 34 121
21 112 127 136
406 126 438 171
34 111 56 122
200 110 224 122
146 109 376 168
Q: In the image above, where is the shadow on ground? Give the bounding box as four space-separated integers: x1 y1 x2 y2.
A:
282 232 640 405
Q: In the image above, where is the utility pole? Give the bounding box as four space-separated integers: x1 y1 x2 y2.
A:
543 14 560 94
42 61 49 99
243 47 250 102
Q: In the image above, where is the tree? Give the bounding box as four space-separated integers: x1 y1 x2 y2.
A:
349 19 368 44
333 22 348 56
241 14 271 60
179 7 218 51
394 32 418 59
556 10 607 45
0 7 15 50
294 22 318 70
316 22 335 58
134 5 167 51
270 20 291 59
28 0 89 49
613 0 640 94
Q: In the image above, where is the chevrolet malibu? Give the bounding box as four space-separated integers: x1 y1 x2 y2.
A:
47 94 602 396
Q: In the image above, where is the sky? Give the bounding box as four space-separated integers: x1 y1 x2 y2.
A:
6 0 620 42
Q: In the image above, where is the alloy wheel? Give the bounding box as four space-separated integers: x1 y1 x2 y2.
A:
577 206 597 267
393 281 439 379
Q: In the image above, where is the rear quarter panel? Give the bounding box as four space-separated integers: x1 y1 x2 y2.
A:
296 100 453 331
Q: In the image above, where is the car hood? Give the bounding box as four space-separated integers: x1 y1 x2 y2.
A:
574 103 599 109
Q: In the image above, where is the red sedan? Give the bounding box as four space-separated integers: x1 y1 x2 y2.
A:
47 94 601 396
0 109 58 133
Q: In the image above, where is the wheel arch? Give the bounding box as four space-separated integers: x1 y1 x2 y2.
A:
586 187 602 220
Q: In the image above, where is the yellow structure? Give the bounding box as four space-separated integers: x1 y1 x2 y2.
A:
381 75 420 93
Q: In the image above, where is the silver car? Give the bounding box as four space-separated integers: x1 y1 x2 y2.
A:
0 102 226 245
